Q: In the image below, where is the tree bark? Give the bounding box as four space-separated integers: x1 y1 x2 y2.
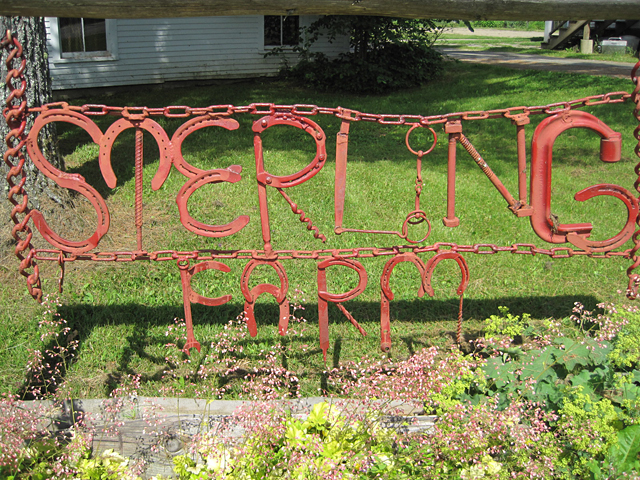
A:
0 0 639 21
1 17 64 251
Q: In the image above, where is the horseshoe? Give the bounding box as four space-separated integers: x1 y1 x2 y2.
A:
424 252 470 345
380 253 427 352
241 260 289 337
178 260 232 354
566 184 639 253
424 252 469 297
253 114 327 188
99 117 172 190
176 165 250 237
170 115 240 178
317 257 368 360
26 108 109 253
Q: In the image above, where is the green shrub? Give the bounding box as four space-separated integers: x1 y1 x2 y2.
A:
556 387 621 479
483 306 531 338
609 306 640 369
269 15 445 94
287 43 444 94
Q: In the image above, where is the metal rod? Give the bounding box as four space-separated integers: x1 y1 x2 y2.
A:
134 127 144 251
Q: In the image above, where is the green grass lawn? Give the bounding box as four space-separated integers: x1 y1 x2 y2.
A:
1 61 639 399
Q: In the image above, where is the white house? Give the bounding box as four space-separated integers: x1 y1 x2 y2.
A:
44 16 349 91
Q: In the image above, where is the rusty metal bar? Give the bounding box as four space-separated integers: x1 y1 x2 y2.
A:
513 115 530 205
444 121 461 227
458 133 520 210
334 117 350 232
134 127 144 251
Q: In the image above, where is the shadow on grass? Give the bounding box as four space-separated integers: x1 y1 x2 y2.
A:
16 293 600 399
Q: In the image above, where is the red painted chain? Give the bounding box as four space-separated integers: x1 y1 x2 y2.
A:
31 92 632 126
627 59 640 299
32 244 630 264
1 31 41 301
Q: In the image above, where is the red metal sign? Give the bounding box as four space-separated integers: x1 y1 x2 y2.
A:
4 32 640 359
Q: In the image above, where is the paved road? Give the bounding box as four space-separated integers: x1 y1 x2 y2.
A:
438 48 635 79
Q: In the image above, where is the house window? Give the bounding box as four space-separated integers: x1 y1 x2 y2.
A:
264 15 299 47
59 18 107 55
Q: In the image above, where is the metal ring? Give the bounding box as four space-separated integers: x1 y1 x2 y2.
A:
405 125 437 157
402 210 431 244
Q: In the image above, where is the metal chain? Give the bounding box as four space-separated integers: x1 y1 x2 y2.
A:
1 31 42 301
627 59 640 299
33 244 630 264
30 91 632 125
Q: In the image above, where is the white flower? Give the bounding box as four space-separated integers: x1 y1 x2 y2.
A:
206 449 232 473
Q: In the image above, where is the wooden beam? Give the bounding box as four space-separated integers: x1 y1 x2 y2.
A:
0 0 639 21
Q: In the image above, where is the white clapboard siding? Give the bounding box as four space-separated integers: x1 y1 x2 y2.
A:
45 16 349 91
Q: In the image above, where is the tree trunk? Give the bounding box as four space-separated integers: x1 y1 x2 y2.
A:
0 16 65 253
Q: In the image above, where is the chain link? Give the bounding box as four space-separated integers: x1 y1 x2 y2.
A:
28 90 632 126
627 60 640 299
2 32 42 301
33 244 632 264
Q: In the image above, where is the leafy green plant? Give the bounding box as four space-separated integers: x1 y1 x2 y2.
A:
75 449 138 480
172 401 412 480
556 386 621 478
483 306 530 338
604 425 640 477
609 306 640 369
287 43 444 94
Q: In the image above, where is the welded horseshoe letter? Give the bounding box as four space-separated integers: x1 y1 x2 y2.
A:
380 253 427 352
566 184 638 252
317 257 368 361
178 259 232 354
26 109 109 253
99 117 173 190
176 165 250 237
253 114 327 251
424 252 470 344
171 115 240 178
253 114 327 188
530 110 636 252
240 260 289 337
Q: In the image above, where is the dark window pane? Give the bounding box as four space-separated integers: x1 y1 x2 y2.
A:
83 18 107 51
59 17 107 54
264 15 299 46
59 18 83 53
282 16 299 46
264 15 281 46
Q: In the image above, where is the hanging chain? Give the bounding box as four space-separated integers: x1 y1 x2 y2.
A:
627 58 640 299
32 91 631 125
1 31 41 301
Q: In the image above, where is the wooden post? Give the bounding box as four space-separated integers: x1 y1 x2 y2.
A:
1 0 640 20
581 22 593 54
